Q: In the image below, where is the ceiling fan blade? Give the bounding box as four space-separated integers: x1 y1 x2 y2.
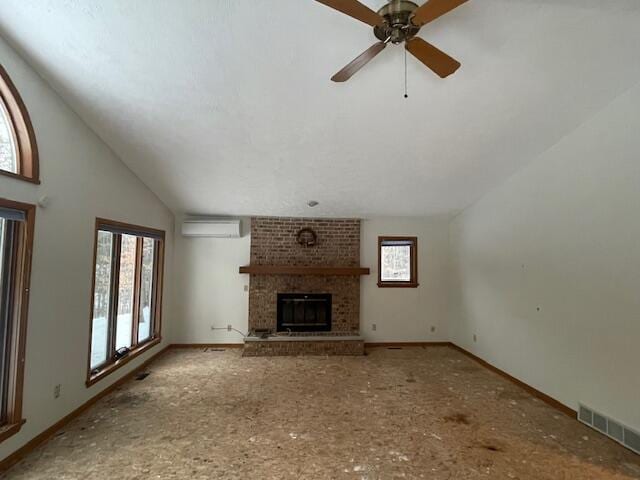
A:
411 0 469 27
331 42 387 82
405 37 461 78
315 0 385 27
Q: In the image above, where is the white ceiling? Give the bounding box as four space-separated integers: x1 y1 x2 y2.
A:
1 1 640 217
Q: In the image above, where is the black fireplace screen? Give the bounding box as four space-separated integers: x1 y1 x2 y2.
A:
277 293 332 332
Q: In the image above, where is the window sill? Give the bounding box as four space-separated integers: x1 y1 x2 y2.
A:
0 419 26 443
0 169 40 185
86 337 161 388
377 282 420 288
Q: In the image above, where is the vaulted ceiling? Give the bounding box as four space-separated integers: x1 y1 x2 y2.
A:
1 1 639 217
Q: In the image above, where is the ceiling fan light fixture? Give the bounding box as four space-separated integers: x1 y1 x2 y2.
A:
373 0 420 44
315 0 469 83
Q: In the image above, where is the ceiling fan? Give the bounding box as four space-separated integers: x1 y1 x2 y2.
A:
315 0 469 82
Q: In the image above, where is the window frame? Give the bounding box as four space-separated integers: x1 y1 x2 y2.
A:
86 218 165 387
0 197 35 444
0 65 39 184
377 236 419 288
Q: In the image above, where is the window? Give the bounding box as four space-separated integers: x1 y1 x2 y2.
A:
377 236 419 288
0 198 35 442
0 66 39 183
87 219 164 386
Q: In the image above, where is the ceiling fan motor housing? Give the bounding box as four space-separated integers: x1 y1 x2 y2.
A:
374 0 420 44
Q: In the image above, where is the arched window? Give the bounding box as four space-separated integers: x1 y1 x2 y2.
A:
0 65 38 183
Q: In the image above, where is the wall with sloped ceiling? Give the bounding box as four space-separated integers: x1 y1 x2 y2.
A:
449 82 640 432
0 36 175 460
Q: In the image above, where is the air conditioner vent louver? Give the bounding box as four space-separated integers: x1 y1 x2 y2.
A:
625 428 640 454
579 405 593 425
578 403 640 455
608 420 624 443
593 413 607 433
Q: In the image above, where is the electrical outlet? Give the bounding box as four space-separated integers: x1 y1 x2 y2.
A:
227 324 232 332
473 334 477 343
53 384 61 399
244 285 249 292
372 324 377 331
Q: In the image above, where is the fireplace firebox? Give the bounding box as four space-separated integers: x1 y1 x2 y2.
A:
277 293 332 332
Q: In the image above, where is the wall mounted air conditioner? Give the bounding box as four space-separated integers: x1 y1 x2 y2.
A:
181 218 241 238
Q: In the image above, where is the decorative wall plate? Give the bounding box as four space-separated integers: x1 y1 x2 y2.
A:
296 228 317 247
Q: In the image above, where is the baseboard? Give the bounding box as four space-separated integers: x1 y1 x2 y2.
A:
0 344 172 473
448 343 576 418
365 342 450 348
170 343 243 349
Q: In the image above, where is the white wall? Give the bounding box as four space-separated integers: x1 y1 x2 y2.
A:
173 216 450 344
361 217 450 343
449 82 640 431
172 217 250 344
0 37 175 459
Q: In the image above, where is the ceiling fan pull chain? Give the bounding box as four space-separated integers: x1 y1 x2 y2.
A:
404 47 408 99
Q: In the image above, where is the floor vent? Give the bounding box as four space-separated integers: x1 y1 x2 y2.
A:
578 404 639 455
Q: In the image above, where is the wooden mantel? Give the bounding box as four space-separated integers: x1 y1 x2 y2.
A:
239 265 370 276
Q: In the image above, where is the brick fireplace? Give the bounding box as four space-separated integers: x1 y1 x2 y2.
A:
241 217 367 356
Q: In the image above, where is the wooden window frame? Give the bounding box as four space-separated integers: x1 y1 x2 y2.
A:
0 198 35 443
377 236 419 288
0 65 39 184
86 218 165 387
